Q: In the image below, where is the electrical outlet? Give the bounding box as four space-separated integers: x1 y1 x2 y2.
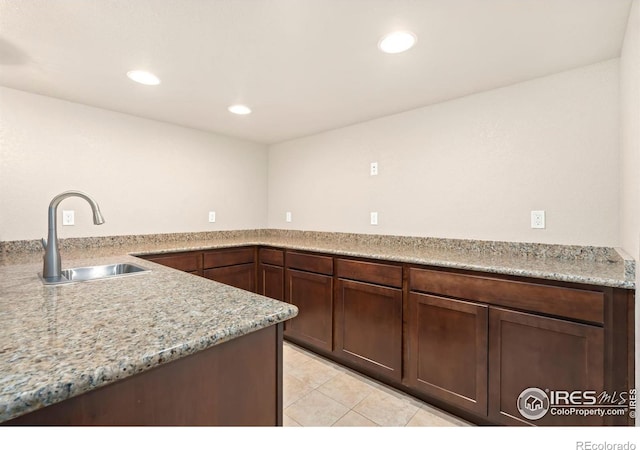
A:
286 211 292 223
208 211 216 223
370 162 378 176
531 210 545 229
370 212 378 225
62 210 74 226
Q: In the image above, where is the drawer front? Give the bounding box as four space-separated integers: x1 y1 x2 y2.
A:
335 258 402 288
286 251 333 275
409 267 604 324
259 248 284 266
141 251 202 272
203 247 255 269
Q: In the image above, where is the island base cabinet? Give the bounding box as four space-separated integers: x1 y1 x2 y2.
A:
284 269 333 352
334 279 402 382
488 307 605 426
406 293 488 416
5 324 284 426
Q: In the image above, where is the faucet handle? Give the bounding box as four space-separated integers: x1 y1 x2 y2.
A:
41 238 47 250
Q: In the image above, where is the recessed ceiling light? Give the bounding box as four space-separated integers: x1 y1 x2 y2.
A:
228 104 252 115
126 70 161 86
378 31 417 54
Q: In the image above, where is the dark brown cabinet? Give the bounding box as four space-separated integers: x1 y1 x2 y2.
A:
334 259 403 382
202 247 256 292
406 266 622 426
137 244 633 427
204 264 255 292
488 307 605 426
258 248 285 301
138 251 203 276
285 252 334 352
407 292 488 416
139 247 257 292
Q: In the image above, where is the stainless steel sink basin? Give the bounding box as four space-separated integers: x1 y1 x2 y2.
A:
40 263 150 285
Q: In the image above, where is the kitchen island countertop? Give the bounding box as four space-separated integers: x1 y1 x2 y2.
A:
0 251 297 423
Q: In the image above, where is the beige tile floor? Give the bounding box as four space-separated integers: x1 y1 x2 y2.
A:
282 341 473 427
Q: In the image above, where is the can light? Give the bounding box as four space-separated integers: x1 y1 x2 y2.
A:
378 31 417 54
228 104 252 115
126 70 161 86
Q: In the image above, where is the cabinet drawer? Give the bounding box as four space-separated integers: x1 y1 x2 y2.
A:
203 247 255 269
259 248 284 266
286 251 333 275
409 267 604 324
140 251 202 272
335 258 402 288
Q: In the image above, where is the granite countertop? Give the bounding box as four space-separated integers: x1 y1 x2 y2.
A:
122 235 635 290
3 229 624 288
0 229 634 422
0 251 298 423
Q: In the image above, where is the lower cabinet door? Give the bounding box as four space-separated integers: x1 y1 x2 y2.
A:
488 307 605 426
204 263 256 292
285 269 333 352
259 263 284 301
334 279 402 382
407 292 488 416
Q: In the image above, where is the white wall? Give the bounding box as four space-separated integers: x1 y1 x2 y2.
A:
268 60 620 246
618 0 640 419
621 0 640 260
0 87 268 241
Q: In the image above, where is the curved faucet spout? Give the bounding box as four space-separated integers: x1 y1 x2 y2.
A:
42 191 105 281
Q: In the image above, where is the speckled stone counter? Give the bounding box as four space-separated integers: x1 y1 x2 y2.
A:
0 251 297 423
4 229 630 287
0 229 634 422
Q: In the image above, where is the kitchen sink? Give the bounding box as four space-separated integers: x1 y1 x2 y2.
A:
40 263 150 285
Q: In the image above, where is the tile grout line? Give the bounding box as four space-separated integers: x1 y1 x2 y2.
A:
328 404 351 427
404 408 421 427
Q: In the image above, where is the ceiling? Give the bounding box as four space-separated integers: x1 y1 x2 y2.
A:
0 0 633 144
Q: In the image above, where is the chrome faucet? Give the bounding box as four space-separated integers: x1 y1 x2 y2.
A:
41 191 105 281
